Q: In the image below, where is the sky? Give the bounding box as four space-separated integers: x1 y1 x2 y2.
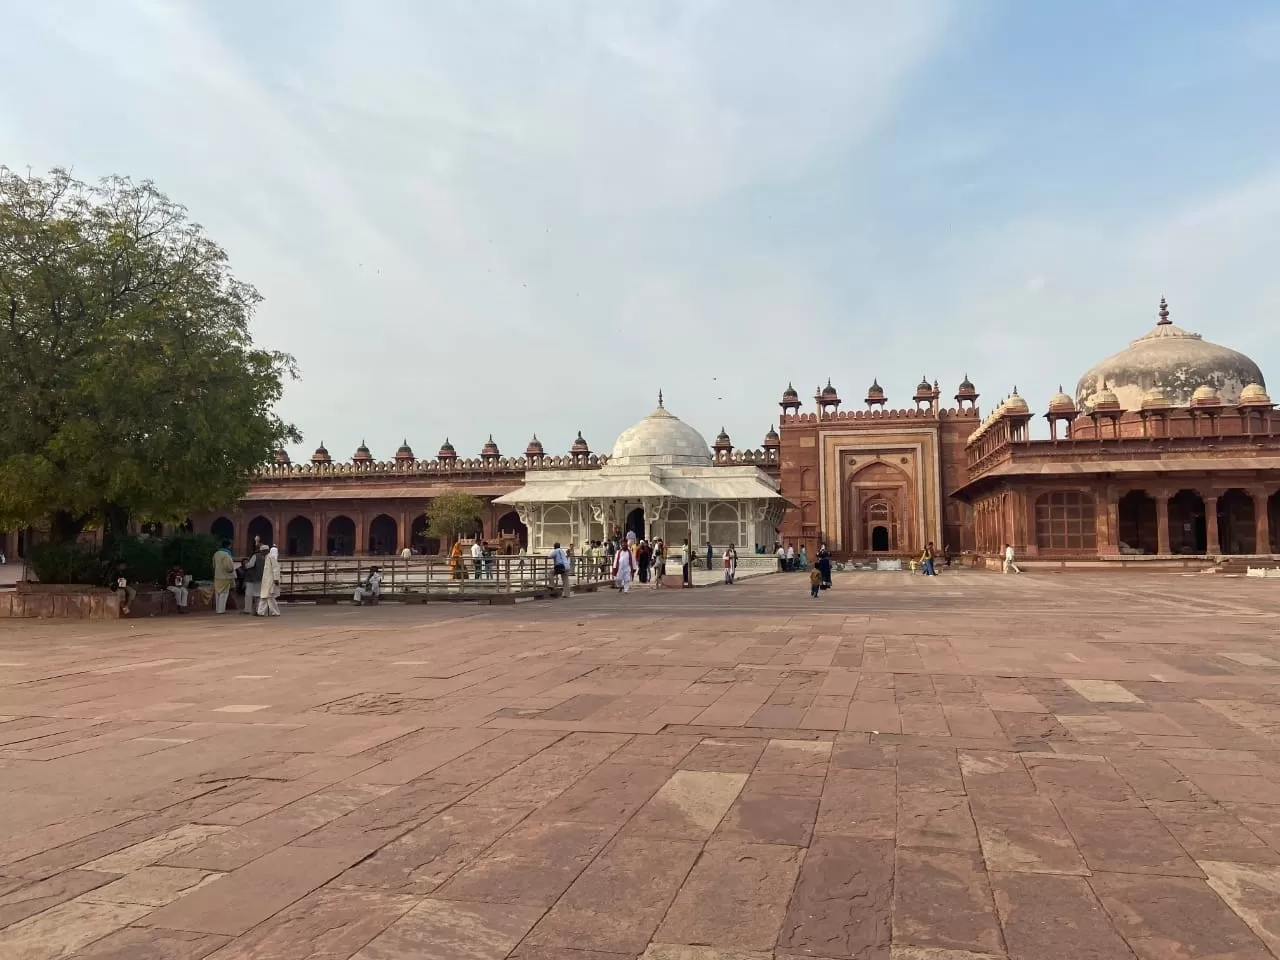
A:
2 0 1278 456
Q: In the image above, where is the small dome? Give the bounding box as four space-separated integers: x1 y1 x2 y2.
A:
782 382 799 401
1093 382 1122 412
525 434 545 456
353 440 373 463
1003 388 1030 414
438 437 457 460
820 378 838 398
914 376 932 399
570 430 590 455
956 374 977 400
1190 384 1221 407
610 399 711 466
1239 382 1272 406
272 448 291 465
867 378 884 398
1048 386 1075 413
1141 387 1171 410
1076 298 1264 410
714 427 732 449
481 434 500 457
310 442 331 465
395 439 415 461
764 425 780 446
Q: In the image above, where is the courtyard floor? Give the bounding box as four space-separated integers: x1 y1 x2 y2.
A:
2 569 1280 958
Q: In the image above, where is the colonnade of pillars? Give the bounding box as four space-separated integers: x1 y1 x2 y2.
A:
1124 487 1274 556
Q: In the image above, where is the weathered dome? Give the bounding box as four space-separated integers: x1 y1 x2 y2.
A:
570 431 590 455
525 434 545 456
610 400 712 467
1240 383 1273 406
481 434 500 457
956 374 976 397
1141 387 1171 410
272 448 291 465
1003 388 1029 414
1076 299 1264 411
820 379 838 398
1190 384 1222 407
714 427 732 449
311 442 331 465
764 425 780 446
1048 386 1075 413
395 439 415 461
782 382 799 401
437 438 457 460
914 376 932 399
867 378 885 398
353 440 373 463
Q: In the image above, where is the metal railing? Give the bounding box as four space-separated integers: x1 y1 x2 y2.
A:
276 554 609 601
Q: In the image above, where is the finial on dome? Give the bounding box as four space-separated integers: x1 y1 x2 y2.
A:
1157 297 1170 325
657 389 664 409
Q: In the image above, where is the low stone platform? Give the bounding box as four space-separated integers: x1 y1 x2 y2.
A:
2 569 1280 958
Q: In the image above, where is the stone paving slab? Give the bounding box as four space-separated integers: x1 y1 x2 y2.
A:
2 569 1280 957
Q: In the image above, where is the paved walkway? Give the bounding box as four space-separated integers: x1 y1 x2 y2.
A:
2 569 1280 959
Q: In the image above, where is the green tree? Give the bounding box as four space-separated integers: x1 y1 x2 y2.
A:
426 492 484 544
0 167 299 544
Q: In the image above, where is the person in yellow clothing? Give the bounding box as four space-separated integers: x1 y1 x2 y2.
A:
212 540 236 613
449 540 467 580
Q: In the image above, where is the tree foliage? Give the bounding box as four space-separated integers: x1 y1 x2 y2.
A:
426 492 484 543
0 167 299 541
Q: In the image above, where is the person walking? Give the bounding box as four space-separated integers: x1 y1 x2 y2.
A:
681 539 693 587
922 542 937 577
799 544 808 571
637 539 651 584
786 543 796 571
549 541 571 597
723 544 738 585
817 543 832 589
613 541 636 594
257 546 282 616
776 542 786 573
1003 543 1022 574
705 541 714 571
212 540 235 613
652 539 665 587
810 565 822 599
243 544 266 614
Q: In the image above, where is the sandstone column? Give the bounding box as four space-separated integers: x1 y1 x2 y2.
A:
1155 493 1171 556
1254 489 1272 556
355 510 367 555
1204 495 1219 555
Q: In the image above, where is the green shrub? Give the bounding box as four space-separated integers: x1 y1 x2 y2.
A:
161 532 219 581
107 535 166 586
28 542 107 585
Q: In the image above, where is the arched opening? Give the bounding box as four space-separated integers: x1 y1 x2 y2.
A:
368 514 398 555
410 514 439 556
1218 489 1255 555
1270 492 1280 555
625 507 646 541
542 505 573 550
247 516 274 551
1034 491 1097 551
1168 490 1206 554
326 516 356 556
863 500 894 553
708 502 740 549
285 516 314 557
496 511 528 552
210 516 234 545
1118 490 1158 554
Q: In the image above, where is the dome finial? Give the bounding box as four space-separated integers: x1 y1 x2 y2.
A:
657 389 664 409
1158 296 1170 325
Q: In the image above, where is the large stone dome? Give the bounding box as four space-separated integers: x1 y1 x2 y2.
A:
1075 300 1264 411
610 398 712 467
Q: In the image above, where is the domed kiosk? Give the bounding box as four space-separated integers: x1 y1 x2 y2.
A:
496 394 786 552
1076 298 1264 411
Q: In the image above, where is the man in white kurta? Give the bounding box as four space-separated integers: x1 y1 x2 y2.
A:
613 543 636 594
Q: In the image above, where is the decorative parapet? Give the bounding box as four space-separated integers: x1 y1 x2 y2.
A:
780 406 980 425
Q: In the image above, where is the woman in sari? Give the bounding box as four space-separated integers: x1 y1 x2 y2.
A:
449 540 467 580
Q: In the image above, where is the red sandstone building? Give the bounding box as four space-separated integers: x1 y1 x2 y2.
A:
6 300 1273 569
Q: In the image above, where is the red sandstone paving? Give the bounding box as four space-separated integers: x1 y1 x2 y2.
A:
4 572 1280 957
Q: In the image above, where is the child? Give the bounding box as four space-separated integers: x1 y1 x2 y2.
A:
809 566 822 599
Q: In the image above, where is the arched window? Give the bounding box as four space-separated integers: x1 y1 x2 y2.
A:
1035 491 1096 551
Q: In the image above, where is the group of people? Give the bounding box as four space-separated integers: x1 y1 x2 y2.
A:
211 538 284 616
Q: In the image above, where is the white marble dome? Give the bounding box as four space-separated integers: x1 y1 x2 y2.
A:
1076 300 1264 411
610 401 713 467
